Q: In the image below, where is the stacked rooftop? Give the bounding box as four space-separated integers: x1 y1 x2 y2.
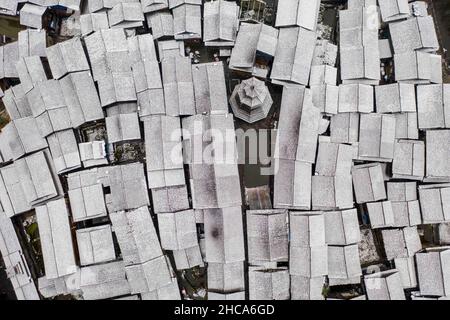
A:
0 0 449 302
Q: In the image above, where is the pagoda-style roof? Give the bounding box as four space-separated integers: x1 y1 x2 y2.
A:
229 77 273 123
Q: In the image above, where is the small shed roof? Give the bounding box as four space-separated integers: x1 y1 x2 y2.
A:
15 55 47 94
248 267 290 300
141 0 168 13
47 129 81 174
271 27 317 85
151 185 190 214
173 4 202 40
204 207 245 264
378 0 410 23
80 261 131 300
68 182 107 222
79 141 108 168
289 211 325 247
375 83 416 114
339 6 380 83
0 164 32 217
394 112 419 140
36 198 77 279
59 0 81 11
358 113 396 162
105 113 141 143
46 37 89 80
364 270 406 300
391 201 422 227
172 245 204 270
389 16 439 54
132 59 162 94
310 65 337 86
394 51 442 84
315 139 354 177
275 86 320 163
137 87 166 119
274 158 311 210
110 206 162 266
60 71 104 128
203 0 240 45
392 139 425 181
191 62 228 114
157 39 185 61
145 11 174 39
0 0 18 12
311 84 339 115
1 41 19 78
161 55 195 116
19 3 46 29
85 29 154 81
417 84 449 130
290 275 324 300
290 244 328 278
76 225 116 266
416 247 450 297
157 209 197 251
394 256 418 289
208 291 245 300
381 227 422 260
106 102 137 116
379 39 393 60
169 0 201 9
188 159 242 208
1 117 47 160
144 115 185 189
425 130 450 182
352 163 387 204
367 201 395 229
207 261 245 292
387 182 417 202
2 85 32 120
311 175 353 210
275 0 320 31
312 39 338 67
108 2 144 29
27 84 72 137
182 114 242 209
98 72 137 107
83 31 108 81
418 183 450 224
125 255 173 294
0 215 21 263
246 209 288 264
80 12 109 37
67 168 107 192
141 280 181 300
330 112 360 144
328 244 362 280
325 209 360 246
229 22 278 73
3 250 39 300
6 150 62 207
103 163 150 212
338 84 374 113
